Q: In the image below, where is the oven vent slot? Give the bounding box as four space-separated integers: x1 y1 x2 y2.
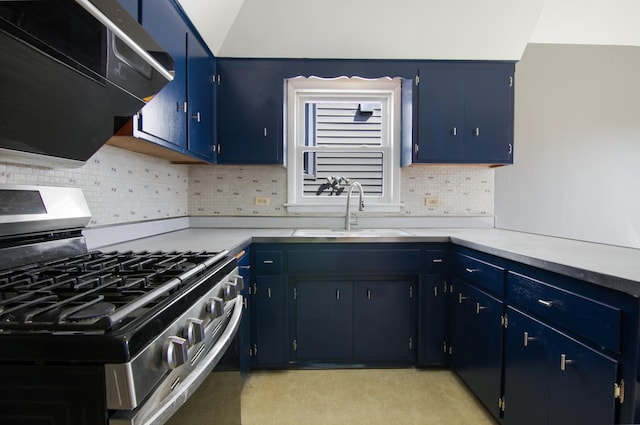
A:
191 344 207 366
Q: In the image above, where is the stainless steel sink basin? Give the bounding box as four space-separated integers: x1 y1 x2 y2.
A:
292 228 412 238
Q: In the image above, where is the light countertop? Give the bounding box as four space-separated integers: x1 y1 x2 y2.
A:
99 227 640 297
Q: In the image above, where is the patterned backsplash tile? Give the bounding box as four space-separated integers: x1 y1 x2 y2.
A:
0 146 189 226
1 146 493 226
188 164 493 217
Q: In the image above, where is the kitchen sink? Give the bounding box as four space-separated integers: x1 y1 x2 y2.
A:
291 228 412 238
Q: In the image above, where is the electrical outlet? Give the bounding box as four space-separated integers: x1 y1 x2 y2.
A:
425 197 440 207
255 197 270 206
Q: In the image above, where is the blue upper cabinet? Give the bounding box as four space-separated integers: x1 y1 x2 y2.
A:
186 34 216 161
412 63 514 165
216 59 285 164
120 0 216 163
137 0 188 151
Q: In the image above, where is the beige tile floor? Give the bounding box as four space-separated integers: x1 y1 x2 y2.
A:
241 369 498 425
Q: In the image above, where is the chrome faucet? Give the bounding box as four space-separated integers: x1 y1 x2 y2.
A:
345 181 364 230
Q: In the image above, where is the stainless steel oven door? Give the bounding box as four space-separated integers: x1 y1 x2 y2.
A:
109 295 243 425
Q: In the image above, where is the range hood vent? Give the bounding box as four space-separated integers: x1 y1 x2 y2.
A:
0 0 174 168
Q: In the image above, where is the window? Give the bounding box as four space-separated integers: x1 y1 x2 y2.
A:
285 76 403 213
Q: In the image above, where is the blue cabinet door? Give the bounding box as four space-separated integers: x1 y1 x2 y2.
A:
504 306 618 425
137 0 187 149
353 281 416 362
186 33 215 161
294 281 353 361
416 68 465 162
450 279 503 420
547 328 618 425
464 68 513 163
254 275 287 367
450 278 474 375
217 60 283 164
237 249 251 377
464 283 503 418
503 307 550 425
421 274 449 365
415 64 514 164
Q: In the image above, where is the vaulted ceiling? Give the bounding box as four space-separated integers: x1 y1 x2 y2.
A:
177 0 640 60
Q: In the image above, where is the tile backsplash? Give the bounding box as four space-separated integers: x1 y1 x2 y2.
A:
1 145 493 226
0 146 189 226
188 164 493 217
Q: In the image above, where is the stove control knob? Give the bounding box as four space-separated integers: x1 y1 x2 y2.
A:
184 318 205 346
163 336 189 369
206 296 224 319
224 282 238 301
233 274 245 291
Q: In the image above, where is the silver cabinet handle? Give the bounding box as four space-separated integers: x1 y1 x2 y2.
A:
538 299 553 308
473 127 480 137
367 289 371 300
336 289 340 300
452 127 457 136
523 331 537 347
267 288 272 299
432 258 443 263
560 353 573 371
263 260 274 264
263 127 268 137
465 268 478 274
458 293 469 304
192 112 201 122
476 303 487 314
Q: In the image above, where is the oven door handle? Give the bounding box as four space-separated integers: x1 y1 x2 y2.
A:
109 295 243 425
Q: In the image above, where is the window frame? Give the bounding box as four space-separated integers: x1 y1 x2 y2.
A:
285 76 403 213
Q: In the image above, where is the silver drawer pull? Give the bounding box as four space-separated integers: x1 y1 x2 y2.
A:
432 259 443 263
458 293 469 304
538 299 553 308
476 303 487 314
263 260 274 264
560 353 574 371
465 268 478 274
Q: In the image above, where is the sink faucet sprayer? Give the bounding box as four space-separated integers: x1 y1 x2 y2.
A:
345 181 364 231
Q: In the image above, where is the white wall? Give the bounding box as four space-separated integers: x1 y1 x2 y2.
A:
495 44 640 248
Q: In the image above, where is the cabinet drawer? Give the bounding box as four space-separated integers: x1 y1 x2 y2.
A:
507 271 621 353
453 253 505 296
425 249 447 273
254 251 284 274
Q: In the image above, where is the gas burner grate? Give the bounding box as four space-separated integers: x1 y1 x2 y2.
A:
0 250 225 333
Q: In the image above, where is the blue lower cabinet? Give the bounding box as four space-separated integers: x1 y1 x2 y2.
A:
504 307 619 425
450 278 503 420
236 249 251 376
420 274 449 365
253 275 287 367
503 307 549 425
291 279 416 365
354 280 416 362
294 280 353 361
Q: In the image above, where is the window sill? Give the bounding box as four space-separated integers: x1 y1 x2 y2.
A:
284 203 403 214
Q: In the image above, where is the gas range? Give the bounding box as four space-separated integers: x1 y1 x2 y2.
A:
0 185 244 425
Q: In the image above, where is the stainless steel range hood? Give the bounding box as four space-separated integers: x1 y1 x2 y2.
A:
0 0 174 168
